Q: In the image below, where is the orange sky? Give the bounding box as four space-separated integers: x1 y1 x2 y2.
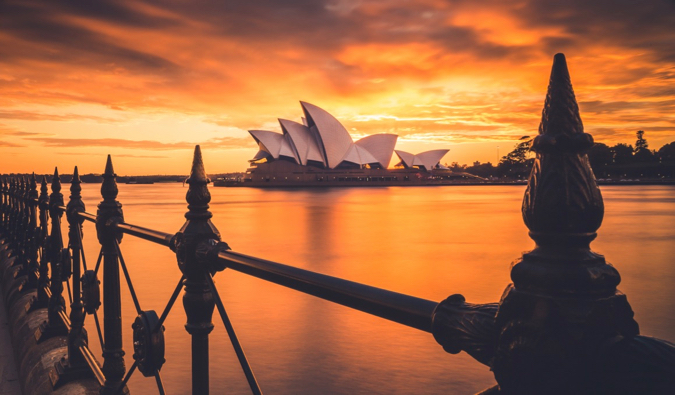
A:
1 0 674 175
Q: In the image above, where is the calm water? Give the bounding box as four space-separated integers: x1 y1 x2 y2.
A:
70 184 675 394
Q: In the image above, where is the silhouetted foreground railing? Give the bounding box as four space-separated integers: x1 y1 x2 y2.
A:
1 53 674 395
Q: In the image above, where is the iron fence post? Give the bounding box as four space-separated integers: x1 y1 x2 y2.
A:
36 176 51 306
97 155 127 394
173 146 220 395
48 169 66 324
67 166 87 363
35 169 69 341
430 54 675 394
26 173 39 289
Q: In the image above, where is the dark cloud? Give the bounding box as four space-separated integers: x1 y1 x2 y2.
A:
26 136 253 150
0 110 121 123
26 137 196 150
0 141 24 147
580 100 675 114
1 1 180 74
58 152 169 158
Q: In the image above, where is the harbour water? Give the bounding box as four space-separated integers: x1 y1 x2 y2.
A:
71 184 675 394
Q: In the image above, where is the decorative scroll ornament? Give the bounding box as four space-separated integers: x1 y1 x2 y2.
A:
431 294 498 366
132 310 166 377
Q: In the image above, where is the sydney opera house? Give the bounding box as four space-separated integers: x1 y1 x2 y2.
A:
234 101 479 187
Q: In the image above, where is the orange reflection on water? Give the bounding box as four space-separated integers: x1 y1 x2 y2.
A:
73 183 674 394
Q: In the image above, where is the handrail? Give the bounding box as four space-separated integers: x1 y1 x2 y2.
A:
76 211 173 244
73 209 438 332
77 211 96 223
79 345 106 386
218 250 437 332
113 222 173 247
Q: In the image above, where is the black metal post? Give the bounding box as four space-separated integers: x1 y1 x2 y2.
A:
36 176 51 306
48 168 66 325
1 178 6 231
97 155 127 394
50 166 94 388
173 145 219 395
431 53 675 394
67 166 87 363
35 169 69 342
26 173 39 289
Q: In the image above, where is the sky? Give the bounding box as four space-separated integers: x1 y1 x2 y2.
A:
1 0 674 175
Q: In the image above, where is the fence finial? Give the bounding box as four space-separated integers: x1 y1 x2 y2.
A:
176 145 219 394
96 155 127 394
101 155 119 203
522 52 603 248
52 167 62 195
493 53 641 394
70 166 82 202
29 173 37 200
185 145 212 220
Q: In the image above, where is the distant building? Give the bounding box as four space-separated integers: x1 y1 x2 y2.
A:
248 101 449 170
220 102 482 187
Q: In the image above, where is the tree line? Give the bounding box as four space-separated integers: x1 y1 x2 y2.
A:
450 131 675 180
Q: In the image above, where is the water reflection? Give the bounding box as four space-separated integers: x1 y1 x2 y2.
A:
72 184 675 394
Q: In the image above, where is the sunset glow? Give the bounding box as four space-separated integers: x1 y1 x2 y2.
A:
2 0 674 175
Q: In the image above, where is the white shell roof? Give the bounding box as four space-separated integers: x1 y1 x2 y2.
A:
395 149 449 170
416 149 449 170
355 134 398 168
279 119 325 166
395 150 416 168
249 130 282 158
247 102 450 171
251 149 269 161
340 144 379 166
301 101 353 169
249 130 297 161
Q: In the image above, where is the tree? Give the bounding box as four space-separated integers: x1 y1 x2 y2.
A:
634 130 655 163
658 142 675 163
610 143 633 165
587 143 612 174
498 137 534 178
635 130 648 152
500 137 533 165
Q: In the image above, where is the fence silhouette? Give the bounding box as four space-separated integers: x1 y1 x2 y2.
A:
1 53 674 394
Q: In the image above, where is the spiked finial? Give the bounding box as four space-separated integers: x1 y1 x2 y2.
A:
101 155 119 202
50 168 64 209
532 53 594 153
71 166 82 198
185 145 212 220
29 172 38 201
67 166 85 230
522 53 603 241
52 167 62 194
515 53 613 294
40 176 48 198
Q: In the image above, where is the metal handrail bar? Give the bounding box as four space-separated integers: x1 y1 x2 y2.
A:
77 211 96 223
78 345 106 386
73 209 438 333
113 222 173 247
217 250 437 332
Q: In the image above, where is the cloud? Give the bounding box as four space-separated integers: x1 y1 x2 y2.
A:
1 0 674 172
25 136 254 150
0 141 24 147
27 137 196 150
58 152 169 158
0 110 121 123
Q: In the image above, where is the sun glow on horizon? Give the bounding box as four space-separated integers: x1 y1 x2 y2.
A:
1 0 674 175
